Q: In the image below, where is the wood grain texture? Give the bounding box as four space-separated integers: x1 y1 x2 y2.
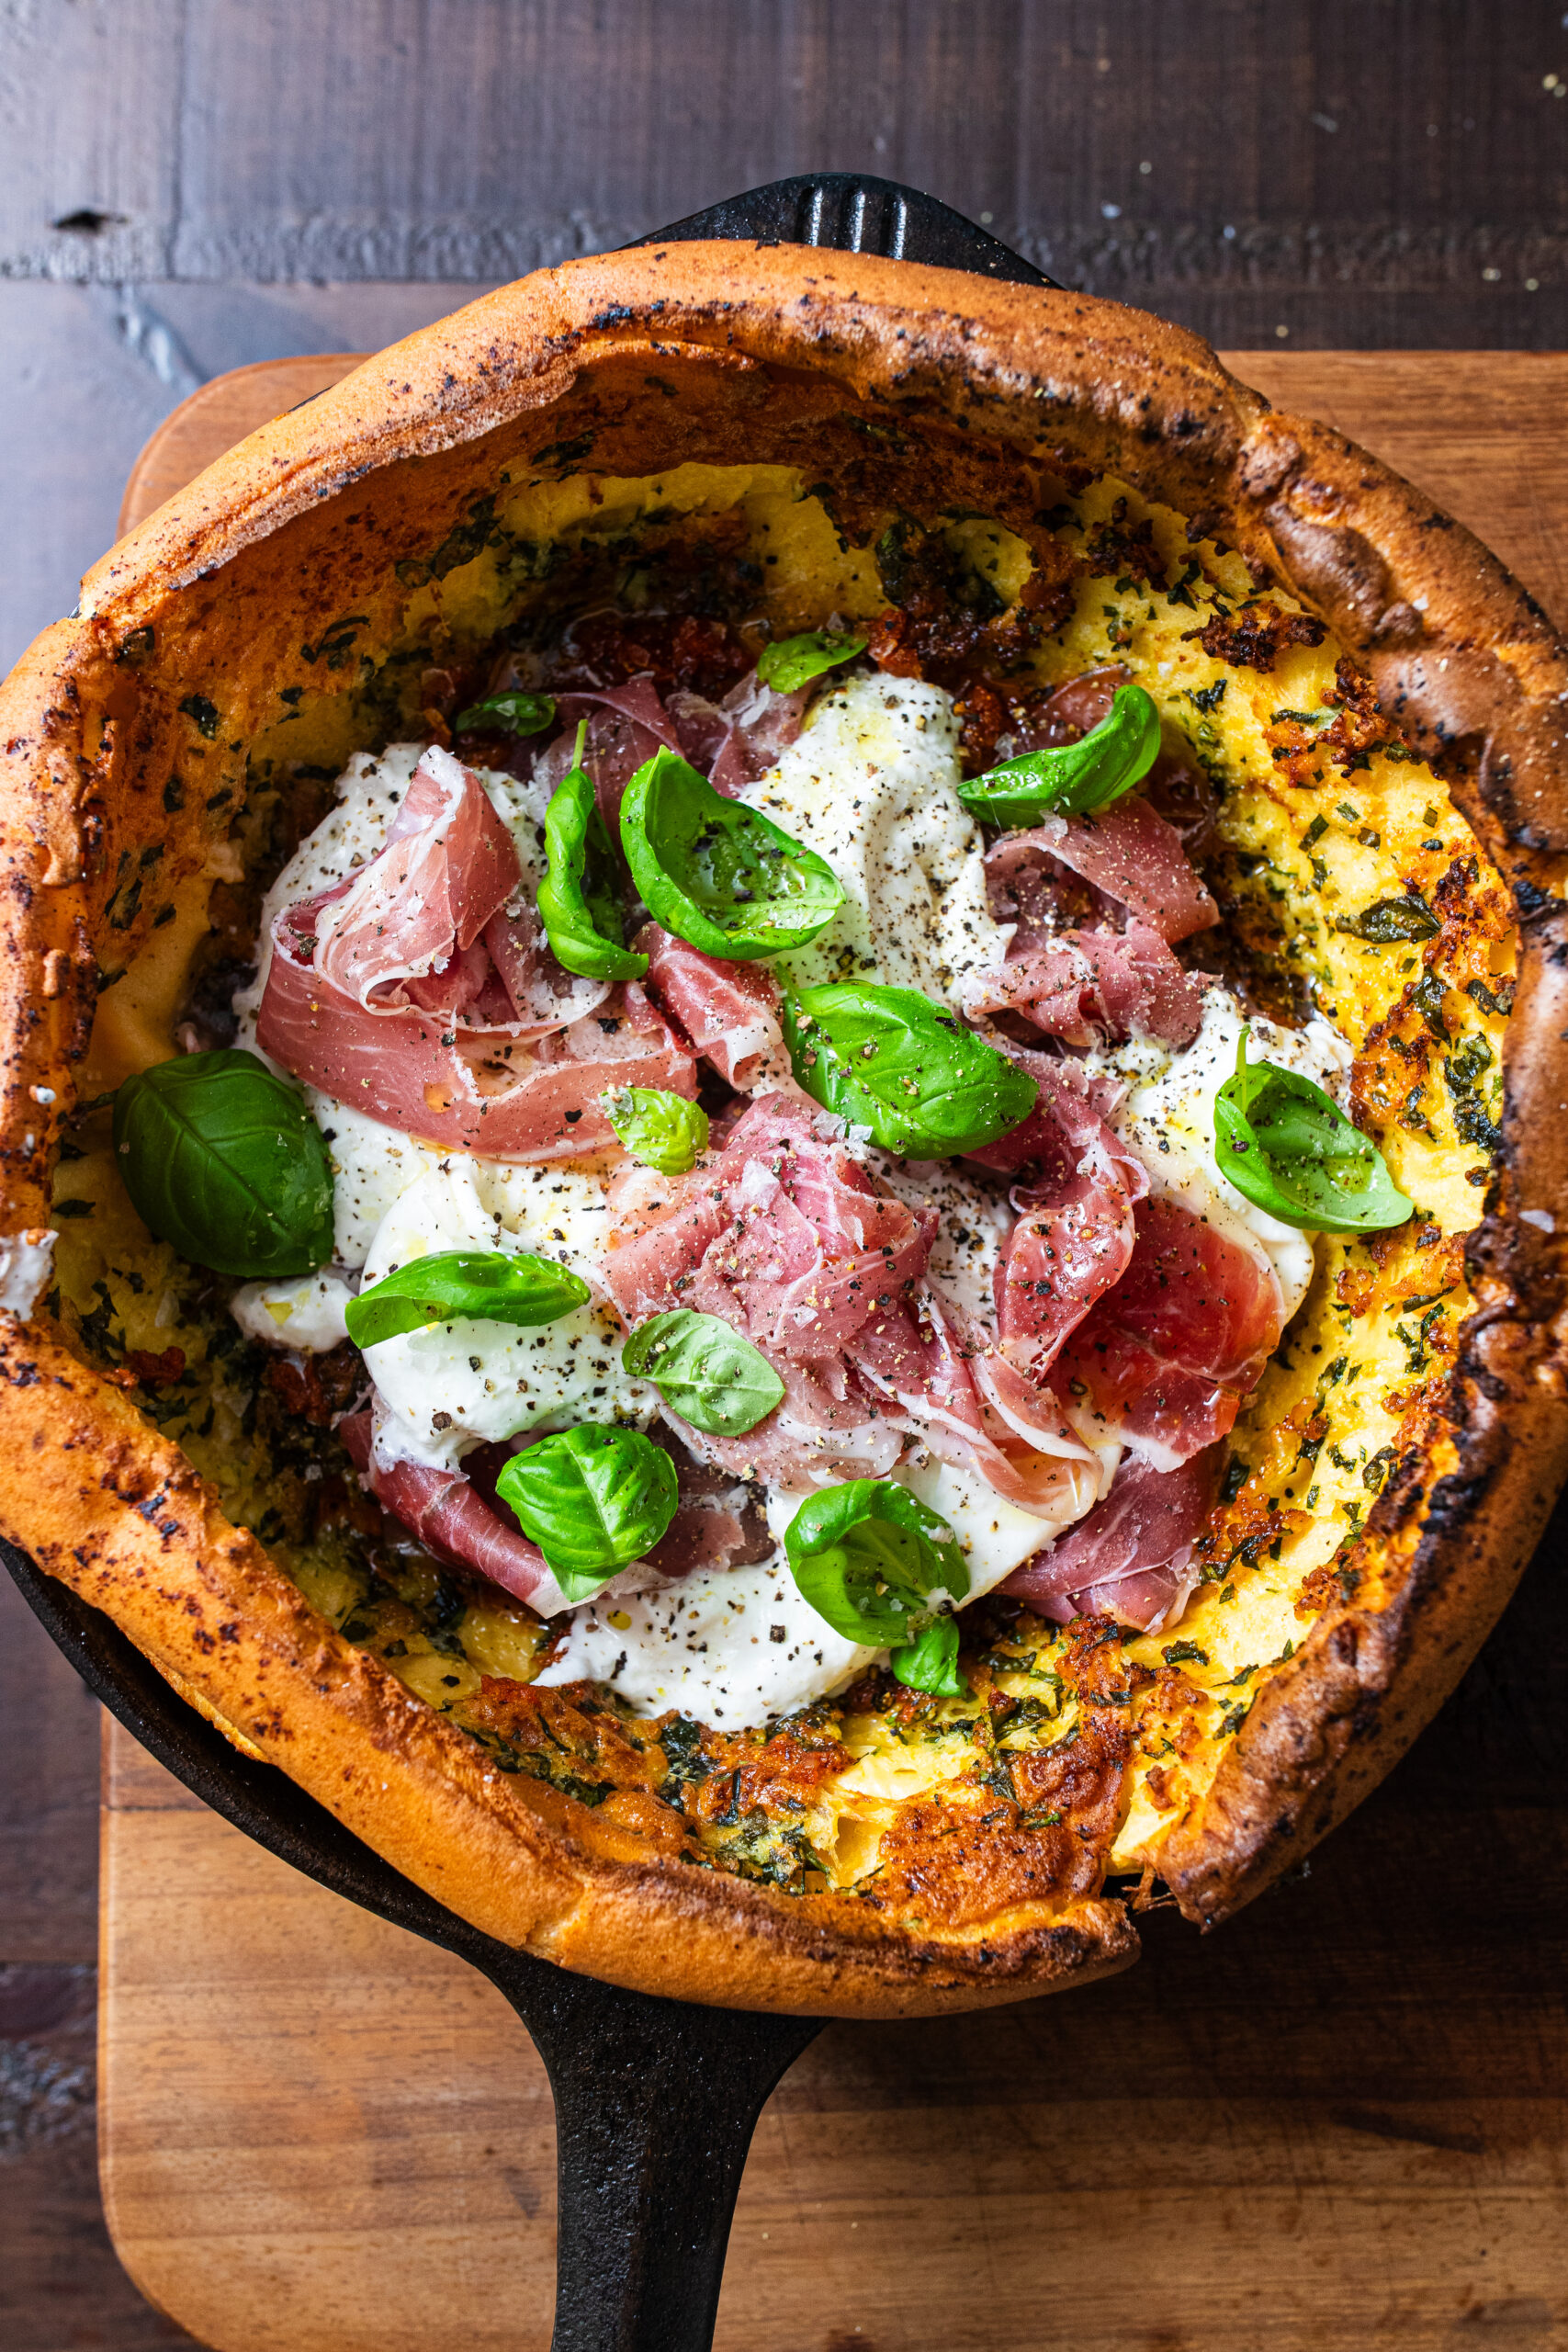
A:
85 347 1568 2351
100 1686 1568 2352
1235 352 1568 628
7 3 1568 693
0 1574 190 2352
5 1 1565 351
0 285 514 679
101 1729 556 2352
117 357 366 535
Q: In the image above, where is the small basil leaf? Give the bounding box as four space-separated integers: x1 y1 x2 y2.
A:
537 726 648 982
891 1614 966 1698
1337 894 1441 944
957 684 1162 827
455 690 558 737
782 981 1038 1159
784 1480 969 1646
1214 1029 1414 1235
495 1425 679 1597
622 1309 785 1436
619 747 844 962
755 630 868 693
344 1249 591 1350
112 1047 334 1279
601 1086 709 1176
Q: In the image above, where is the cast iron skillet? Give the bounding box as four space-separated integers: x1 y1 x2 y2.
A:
4 175 1054 2352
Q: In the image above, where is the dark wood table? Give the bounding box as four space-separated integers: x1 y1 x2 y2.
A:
2 7 1564 2346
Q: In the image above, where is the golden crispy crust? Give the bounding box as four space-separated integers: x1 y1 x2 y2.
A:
0 1317 1135 2013
2 245 1565 2009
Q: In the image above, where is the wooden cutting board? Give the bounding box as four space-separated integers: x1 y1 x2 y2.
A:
100 353 1568 2352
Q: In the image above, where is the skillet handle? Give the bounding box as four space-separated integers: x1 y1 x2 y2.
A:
5 1543 818 2349
630 169 1055 288
517 183 1032 2339
485 1950 821 2352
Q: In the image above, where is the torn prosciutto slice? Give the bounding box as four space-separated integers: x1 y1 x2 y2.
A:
657 1351 908 1489
637 1431 778 1577
847 1288 1099 1519
598 1095 942 1487
1054 1197 1285 1468
343 1418 743 1611
995 665 1126 757
599 1093 936 1359
536 677 686 827
985 796 1217 944
986 1072 1149 1379
398 936 493 1023
481 898 612 1035
998 663 1223 860
314 746 521 1006
276 750 610 1040
340 1411 574 1614
635 923 789 1091
258 738 696 1158
259 947 696 1160
967 1042 1128 1170
669 670 812 796
1003 1442 1224 1631
961 921 1203 1048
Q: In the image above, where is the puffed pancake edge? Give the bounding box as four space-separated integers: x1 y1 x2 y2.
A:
0 246 1564 2013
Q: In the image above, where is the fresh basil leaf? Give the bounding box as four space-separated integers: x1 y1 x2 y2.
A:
755 630 868 694
112 1048 334 1279
619 748 844 962
784 1480 969 1646
496 1425 679 1597
538 725 648 982
1337 894 1441 944
454 690 558 737
601 1086 709 1176
957 684 1162 827
344 1249 590 1350
782 981 1038 1159
891 1613 966 1698
622 1309 785 1436
1214 1029 1413 1235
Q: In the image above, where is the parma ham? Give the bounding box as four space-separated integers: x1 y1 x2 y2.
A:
998 670 1219 863
307 747 520 1007
345 1410 770 1608
1054 1197 1285 1468
656 1350 909 1490
847 1288 1100 1519
481 898 612 1035
598 1096 1055 1491
967 1042 1128 1169
537 677 686 826
340 1410 574 1614
961 920 1204 1047
637 1430 780 1577
1003 1442 1224 1630
669 669 812 795
987 1071 1149 1378
261 941 696 1160
599 1094 936 1360
258 745 697 1158
985 797 1218 945
994 664 1126 757
635 923 790 1091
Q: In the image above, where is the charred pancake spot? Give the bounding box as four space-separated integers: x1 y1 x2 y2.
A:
1185 602 1327 673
